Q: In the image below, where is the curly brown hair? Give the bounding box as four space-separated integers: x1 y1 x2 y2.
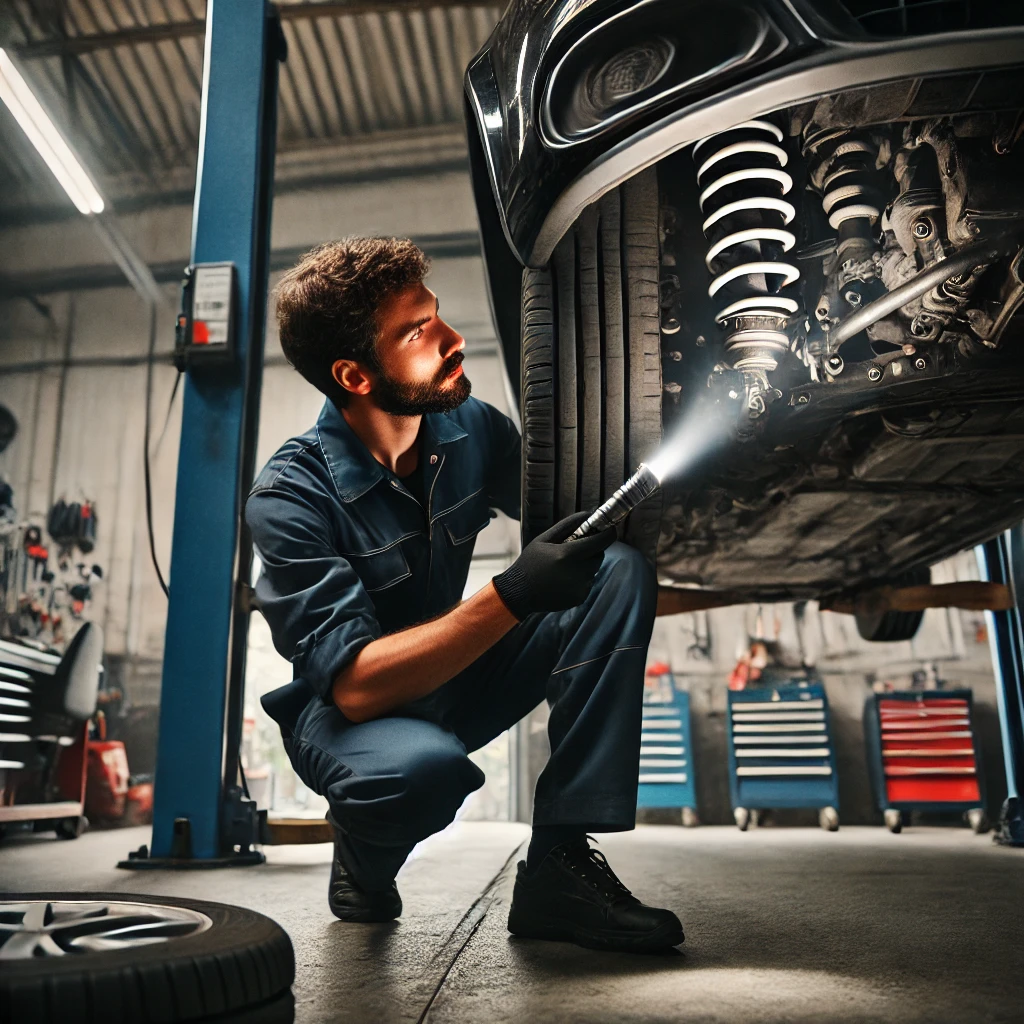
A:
275 237 430 407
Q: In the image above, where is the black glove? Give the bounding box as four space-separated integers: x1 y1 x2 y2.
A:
492 511 617 621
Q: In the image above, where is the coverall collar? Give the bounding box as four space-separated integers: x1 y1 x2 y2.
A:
315 399 469 503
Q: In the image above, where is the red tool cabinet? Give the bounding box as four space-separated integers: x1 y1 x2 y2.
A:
864 690 987 833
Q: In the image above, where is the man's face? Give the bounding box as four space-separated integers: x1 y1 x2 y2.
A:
367 282 471 415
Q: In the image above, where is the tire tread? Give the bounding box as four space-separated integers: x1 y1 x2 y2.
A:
0 892 294 1024
521 169 663 556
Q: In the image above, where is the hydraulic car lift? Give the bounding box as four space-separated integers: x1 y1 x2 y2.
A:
979 530 1024 846
124 0 1022 864
120 0 284 868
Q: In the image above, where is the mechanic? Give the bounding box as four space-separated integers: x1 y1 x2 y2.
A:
248 237 684 953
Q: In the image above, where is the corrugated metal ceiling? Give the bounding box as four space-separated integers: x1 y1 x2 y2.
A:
0 0 503 223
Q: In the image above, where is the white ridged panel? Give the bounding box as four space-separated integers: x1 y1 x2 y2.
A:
732 699 823 712
733 735 827 745
733 723 826 733
734 748 830 758
733 712 825 723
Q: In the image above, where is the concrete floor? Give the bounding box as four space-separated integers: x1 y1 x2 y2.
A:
2 822 1022 1023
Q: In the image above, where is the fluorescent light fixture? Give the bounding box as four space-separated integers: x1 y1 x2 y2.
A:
0 47 104 214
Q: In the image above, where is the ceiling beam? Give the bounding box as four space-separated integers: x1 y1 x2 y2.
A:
0 152 470 229
0 230 481 297
11 2 497 59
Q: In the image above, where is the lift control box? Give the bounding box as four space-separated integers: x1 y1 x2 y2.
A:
174 262 237 370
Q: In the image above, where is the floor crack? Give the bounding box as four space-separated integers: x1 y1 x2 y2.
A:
416 841 524 1024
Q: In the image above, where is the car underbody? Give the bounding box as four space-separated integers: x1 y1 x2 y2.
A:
465 1 1024 624
653 67 1024 600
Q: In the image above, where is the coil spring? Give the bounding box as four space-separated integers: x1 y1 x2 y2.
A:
804 129 883 256
822 141 881 228
693 120 800 373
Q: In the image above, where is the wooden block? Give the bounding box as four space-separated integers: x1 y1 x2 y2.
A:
263 818 333 845
823 581 1013 616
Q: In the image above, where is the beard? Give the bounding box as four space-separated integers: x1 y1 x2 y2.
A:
372 352 472 415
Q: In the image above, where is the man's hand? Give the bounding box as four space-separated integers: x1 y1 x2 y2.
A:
491 511 617 621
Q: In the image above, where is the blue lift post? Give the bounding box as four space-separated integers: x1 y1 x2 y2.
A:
979 530 1024 847
123 1 283 867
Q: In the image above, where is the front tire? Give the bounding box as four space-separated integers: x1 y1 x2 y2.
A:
520 168 663 558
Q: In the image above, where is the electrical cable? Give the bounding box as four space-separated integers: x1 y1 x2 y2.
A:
143 301 170 598
238 755 252 800
152 368 183 457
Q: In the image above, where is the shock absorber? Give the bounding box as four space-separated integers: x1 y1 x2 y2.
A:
693 120 800 407
804 129 884 265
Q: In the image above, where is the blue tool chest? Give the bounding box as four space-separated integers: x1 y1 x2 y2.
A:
637 671 697 819
726 682 840 830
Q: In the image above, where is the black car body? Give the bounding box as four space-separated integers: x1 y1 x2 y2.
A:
466 0 1024 639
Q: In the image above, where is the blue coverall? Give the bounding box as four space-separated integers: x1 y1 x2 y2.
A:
248 397 656 888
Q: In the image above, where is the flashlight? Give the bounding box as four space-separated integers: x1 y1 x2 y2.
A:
569 463 661 540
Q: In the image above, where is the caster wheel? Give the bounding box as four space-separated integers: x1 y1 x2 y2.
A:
884 808 902 834
734 807 750 831
55 816 87 840
819 806 840 832
967 808 989 834
680 807 700 828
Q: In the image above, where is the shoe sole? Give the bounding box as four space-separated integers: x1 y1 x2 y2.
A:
507 912 683 953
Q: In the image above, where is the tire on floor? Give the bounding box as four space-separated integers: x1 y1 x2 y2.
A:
0 892 294 1024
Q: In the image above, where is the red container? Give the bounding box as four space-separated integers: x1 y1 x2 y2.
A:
877 696 982 805
85 740 130 821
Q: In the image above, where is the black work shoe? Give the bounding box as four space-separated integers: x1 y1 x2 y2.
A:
507 838 683 952
326 812 402 922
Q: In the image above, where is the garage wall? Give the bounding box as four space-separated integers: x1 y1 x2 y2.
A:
0 171 1009 828
0 170 515 710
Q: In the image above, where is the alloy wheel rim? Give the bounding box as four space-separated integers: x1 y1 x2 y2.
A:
0 900 212 958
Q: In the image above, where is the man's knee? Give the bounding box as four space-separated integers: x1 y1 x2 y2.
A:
326 725 483 844
402 738 485 810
